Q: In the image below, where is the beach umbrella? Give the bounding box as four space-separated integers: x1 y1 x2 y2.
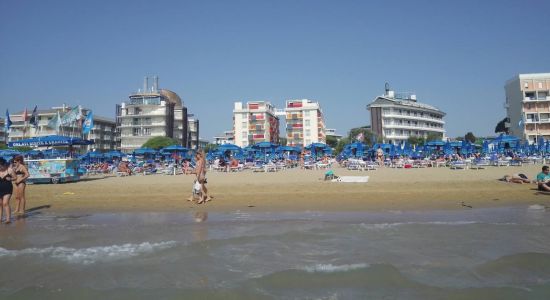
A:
8 135 93 147
160 145 188 153
105 150 125 158
218 143 242 151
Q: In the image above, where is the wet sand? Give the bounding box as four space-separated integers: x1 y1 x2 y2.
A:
23 164 549 213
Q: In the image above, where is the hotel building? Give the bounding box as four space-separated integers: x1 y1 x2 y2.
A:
117 77 199 152
232 101 280 147
187 114 200 149
367 87 445 145
505 73 550 144
285 99 326 147
213 130 234 145
6 106 116 151
0 118 6 144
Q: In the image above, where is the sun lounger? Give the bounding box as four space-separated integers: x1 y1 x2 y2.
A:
450 161 468 170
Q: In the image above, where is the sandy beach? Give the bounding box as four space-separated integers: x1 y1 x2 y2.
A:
22 164 549 213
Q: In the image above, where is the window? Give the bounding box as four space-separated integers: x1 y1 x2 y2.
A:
143 128 151 136
133 128 141 136
304 110 310 117
306 129 311 136
242 121 247 128
385 129 392 136
242 131 247 139
305 120 310 126
538 82 543 89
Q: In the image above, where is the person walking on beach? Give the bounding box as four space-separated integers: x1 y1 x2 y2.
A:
0 158 16 224
12 155 29 216
188 151 211 204
198 150 212 203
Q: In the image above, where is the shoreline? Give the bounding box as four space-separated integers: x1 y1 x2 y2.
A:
20 164 550 214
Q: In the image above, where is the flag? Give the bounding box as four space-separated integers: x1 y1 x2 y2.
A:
60 106 81 126
518 116 524 128
47 111 61 133
23 107 28 122
82 111 93 134
29 105 39 128
5 109 12 130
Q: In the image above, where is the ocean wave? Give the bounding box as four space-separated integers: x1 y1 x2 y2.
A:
303 263 370 273
0 241 177 265
358 220 519 230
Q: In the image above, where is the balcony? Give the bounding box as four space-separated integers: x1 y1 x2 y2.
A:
381 113 445 124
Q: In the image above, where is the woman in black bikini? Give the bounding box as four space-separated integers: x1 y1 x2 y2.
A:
0 157 16 224
12 155 29 216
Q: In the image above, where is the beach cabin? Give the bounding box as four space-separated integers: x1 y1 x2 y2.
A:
26 158 80 184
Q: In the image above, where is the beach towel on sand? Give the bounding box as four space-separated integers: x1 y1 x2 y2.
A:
331 176 369 183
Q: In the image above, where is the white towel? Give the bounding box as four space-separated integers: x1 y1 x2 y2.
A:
332 176 369 183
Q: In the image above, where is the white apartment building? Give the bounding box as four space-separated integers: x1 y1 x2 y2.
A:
367 87 445 145
187 114 200 149
213 130 234 145
6 106 116 151
0 118 6 144
117 77 198 152
505 73 550 144
285 99 326 147
233 101 280 147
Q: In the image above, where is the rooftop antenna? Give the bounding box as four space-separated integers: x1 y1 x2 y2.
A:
384 82 390 95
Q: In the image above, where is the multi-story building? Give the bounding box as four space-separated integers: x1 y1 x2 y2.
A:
505 73 550 144
0 118 6 145
233 101 280 147
367 86 445 145
86 115 117 152
213 130 234 145
117 77 194 152
6 105 116 151
325 128 343 143
285 99 326 147
187 114 200 149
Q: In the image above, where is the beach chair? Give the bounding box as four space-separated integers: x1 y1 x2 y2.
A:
449 160 468 170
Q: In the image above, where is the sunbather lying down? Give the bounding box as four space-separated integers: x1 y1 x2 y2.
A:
501 173 531 184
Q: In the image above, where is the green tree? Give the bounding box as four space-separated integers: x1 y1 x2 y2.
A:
495 117 509 134
464 132 476 143
335 137 350 155
279 137 287 146
0 143 7 150
426 132 443 142
407 135 425 146
326 135 338 148
204 143 219 152
348 126 378 147
141 136 180 150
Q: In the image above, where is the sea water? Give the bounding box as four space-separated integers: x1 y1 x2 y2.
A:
1 206 549 299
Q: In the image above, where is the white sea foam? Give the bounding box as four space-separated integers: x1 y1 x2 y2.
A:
304 263 369 273
528 204 547 211
356 220 516 230
0 241 177 265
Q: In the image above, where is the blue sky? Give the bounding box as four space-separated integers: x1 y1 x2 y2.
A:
1 0 549 140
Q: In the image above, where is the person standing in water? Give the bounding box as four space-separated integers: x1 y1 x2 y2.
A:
12 155 29 216
0 158 16 224
198 150 212 203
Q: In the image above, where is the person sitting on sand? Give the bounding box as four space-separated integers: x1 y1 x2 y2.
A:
536 165 550 191
501 173 531 184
